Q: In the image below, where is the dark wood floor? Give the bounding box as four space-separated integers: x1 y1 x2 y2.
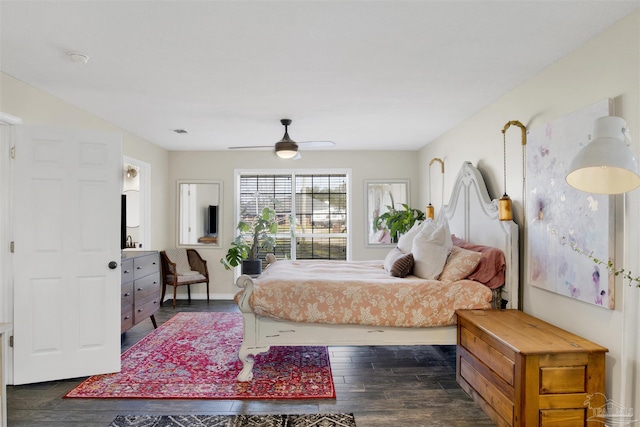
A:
7 300 494 427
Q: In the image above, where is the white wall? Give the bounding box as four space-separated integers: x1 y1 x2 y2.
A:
167 150 420 298
0 73 170 250
419 10 640 410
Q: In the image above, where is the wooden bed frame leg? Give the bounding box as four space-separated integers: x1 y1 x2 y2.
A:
237 344 270 382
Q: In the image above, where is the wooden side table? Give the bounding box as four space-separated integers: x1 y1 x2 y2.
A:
456 309 608 427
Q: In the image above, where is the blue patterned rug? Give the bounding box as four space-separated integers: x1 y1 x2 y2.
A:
109 414 356 427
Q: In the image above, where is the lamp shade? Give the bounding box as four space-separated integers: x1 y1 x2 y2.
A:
566 116 640 194
275 141 298 159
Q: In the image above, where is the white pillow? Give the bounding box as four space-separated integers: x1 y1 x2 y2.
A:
397 219 431 253
411 219 453 279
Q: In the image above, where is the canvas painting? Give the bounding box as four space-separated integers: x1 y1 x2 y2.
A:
526 99 614 309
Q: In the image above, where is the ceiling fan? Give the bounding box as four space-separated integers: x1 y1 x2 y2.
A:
228 119 335 159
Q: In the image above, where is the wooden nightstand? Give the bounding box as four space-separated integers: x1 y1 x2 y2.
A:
456 309 608 427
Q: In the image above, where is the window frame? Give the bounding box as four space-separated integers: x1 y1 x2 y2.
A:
234 168 352 262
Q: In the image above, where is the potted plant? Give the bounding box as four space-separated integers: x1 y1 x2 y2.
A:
373 203 425 243
221 205 279 275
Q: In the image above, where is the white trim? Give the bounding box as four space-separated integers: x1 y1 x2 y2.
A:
234 168 352 262
122 156 151 250
0 113 21 126
0 113 20 386
175 179 224 248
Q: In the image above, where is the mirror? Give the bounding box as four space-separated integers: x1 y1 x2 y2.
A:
177 180 222 246
365 179 409 246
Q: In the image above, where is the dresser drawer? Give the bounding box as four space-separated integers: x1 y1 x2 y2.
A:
134 272 160 300
121 305 133 334
134 295 160 324
121 258 134 283
133 253 159 279
121 281 133 307
460 325 515 386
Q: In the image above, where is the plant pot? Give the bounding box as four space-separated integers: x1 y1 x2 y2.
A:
242 259 262 276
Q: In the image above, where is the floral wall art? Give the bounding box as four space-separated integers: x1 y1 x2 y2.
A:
526 99 614 309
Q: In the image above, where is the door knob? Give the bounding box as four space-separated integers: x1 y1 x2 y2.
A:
108 261 118 269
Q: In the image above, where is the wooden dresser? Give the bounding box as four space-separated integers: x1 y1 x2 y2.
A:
456 309 608 427
121 251 160 334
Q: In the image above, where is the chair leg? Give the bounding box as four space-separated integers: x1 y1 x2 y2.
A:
173 286 177 309
206 282 210 304
187 285 191 302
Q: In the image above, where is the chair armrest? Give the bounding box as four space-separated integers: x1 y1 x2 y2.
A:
160 251 177 277
187 249 209 278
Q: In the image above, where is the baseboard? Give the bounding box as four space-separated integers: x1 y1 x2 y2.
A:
162 292 235 302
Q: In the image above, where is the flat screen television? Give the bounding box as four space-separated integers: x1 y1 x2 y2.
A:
208 205 218 236
121 194 127 250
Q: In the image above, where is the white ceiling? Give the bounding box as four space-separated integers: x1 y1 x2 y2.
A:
1 1 638 152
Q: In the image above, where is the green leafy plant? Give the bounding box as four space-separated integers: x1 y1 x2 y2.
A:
373 203 425 243
221 205 280 270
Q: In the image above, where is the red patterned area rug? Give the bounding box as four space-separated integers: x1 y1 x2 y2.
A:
64 312 335 399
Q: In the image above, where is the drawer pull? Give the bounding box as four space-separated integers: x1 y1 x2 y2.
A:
137 266 143 270
124 292 131 297
137 309 143 313
137 287 142 291
123 270 131 274
124 315 131 320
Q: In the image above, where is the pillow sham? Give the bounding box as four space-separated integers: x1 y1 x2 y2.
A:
451 235 506 289
411 220 452 280
438 246 483 282
383 247 414 278
397 219 430 253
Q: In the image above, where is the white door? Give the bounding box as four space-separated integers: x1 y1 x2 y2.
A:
12 125 122 384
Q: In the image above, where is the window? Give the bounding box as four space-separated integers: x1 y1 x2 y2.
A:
237 171 349 261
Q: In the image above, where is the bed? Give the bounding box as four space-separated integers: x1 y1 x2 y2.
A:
234 161 519 381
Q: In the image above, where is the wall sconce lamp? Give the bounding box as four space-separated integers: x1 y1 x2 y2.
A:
125 165 138 179
566 116 640 194
499 120 527 221
427 158 445 220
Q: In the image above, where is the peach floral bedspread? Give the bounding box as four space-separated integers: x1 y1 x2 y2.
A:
237 260 492 328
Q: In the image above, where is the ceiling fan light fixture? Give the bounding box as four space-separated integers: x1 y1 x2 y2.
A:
275 141 298 159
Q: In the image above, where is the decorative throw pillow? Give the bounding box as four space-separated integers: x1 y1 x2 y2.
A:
397 219 430 253
451 235 506 289
438 246 483 282
411 220 453 280
383 247 414 278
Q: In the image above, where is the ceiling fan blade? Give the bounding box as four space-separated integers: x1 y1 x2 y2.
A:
228 145 273 150
297 141 336 148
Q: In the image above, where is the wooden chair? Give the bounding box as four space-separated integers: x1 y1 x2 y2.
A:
160 248 210 309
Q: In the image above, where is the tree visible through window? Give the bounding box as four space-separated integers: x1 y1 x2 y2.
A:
238 172 348 262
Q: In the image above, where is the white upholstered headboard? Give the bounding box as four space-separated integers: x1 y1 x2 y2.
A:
440 162 519 309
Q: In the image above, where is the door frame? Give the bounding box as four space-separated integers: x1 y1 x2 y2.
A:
0 112 22 385
123 155 151 250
